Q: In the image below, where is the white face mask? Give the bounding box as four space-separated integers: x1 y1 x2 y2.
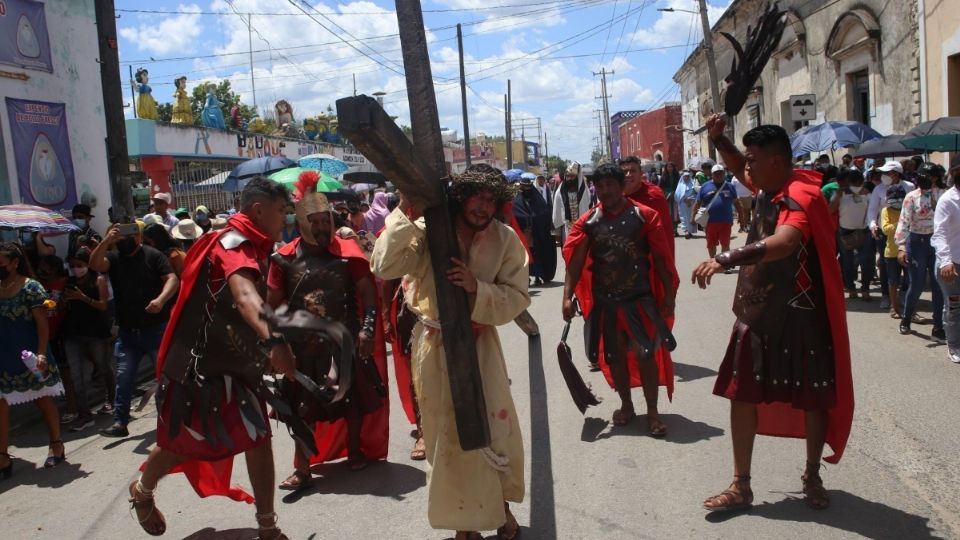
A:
71 266 88 278
850 185 863 194
881 174 894 185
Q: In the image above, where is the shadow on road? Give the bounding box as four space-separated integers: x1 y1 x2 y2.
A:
282 460 424 504
705 490 938 538
580 413 723 445
527 334 558 539
0 459 90 495
674 362 718 382
181 527 262 539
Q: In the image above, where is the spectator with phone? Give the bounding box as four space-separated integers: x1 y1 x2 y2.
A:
60 248 114 432
89 222 179 438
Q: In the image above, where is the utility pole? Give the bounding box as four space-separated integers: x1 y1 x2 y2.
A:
506 79 513 168
457 24 471 167
593 68 614 159
504 94 509 169
94 0 134 221
353 73 357 97
595 110 605 159
127 65 137 119
697 0 722 118
543 131 549 171
246 13 257 112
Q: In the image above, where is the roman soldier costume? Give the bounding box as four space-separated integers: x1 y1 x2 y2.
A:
712 170 854 463
563 199 678 397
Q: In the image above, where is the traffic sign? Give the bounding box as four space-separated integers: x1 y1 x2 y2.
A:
790 94 816 122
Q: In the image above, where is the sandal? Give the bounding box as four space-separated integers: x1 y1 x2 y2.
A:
44 440 65 468
410 437 427 461
647 416 668 438
703 475 754 512
612 407 636 427
278 470 312 491
454 532 482 540
497 503 521 540
890 309 902 319
128 480 167 536
802 463 830 510
346 452 368 471
0 451 12 480
256 512 289 540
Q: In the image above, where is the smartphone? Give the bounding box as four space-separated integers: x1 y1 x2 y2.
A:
115 223 140 236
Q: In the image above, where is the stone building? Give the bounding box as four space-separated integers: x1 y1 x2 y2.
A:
918 1 960 125
674 0 922 163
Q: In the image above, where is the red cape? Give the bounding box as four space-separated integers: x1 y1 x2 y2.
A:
389 283 418 425
627 181 676 258
149 214 276 504
276 237 390 466
562 199 679 399
755 170 854 464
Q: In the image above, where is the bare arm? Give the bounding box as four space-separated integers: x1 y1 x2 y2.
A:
88 225 118 273
692 224 802 289
652 255 676 317
229 269 295 376
561 237 590 321
705 114 746 183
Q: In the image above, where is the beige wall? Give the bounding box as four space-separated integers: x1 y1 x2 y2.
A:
920 0 960 165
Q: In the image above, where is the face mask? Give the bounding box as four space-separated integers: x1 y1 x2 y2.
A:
117 237 138 256
849 185 863 194
0 266 10 280
881 174 893 185
72 266 88 278
72 218 87 228
285 214 296 225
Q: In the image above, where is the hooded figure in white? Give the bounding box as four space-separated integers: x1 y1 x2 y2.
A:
552 161 592 239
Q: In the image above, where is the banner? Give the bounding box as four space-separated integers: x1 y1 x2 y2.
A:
5 98 77 209
0 0 54 73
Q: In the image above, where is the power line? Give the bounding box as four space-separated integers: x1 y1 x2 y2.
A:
116 1 605 17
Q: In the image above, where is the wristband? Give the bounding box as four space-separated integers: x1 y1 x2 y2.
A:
715 240 767 269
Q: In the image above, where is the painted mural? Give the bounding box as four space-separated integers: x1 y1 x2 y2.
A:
5 98 77 209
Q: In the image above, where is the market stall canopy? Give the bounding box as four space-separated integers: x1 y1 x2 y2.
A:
853 135 914 158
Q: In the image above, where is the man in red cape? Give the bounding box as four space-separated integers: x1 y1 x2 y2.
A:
132 177 295 539
693 116 853 512
562 163 678 436
266 171 388 490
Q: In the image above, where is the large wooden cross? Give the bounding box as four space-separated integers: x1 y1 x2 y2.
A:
336 0 489 451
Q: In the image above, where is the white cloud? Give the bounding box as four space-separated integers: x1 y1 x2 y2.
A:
629 0 731 48
118 4 204 56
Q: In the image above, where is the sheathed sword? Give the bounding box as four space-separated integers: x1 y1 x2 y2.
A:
557 299 601 414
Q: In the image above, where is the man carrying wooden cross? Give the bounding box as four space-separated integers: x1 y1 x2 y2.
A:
371 165 527 540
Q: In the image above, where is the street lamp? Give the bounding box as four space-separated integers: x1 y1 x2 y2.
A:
658 1 722 158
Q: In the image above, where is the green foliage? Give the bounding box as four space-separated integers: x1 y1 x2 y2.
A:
190 80 256 127
155 102 173 123
543 155 569 174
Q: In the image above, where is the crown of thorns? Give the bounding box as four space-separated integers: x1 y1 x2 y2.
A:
447 166 518 203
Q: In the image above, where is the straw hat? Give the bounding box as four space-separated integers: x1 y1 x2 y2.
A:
171 218 203 240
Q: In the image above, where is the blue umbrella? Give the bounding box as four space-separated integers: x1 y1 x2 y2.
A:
520 172 538 181
298 153 350 177
790 121 883 157
223 156 297 192
504 169 524 183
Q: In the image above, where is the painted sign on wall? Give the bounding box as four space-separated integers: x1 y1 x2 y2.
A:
0 0 53 73
5 98 77 209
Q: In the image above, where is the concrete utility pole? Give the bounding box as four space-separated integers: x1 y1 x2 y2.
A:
94 0 134 221
696 0 722 117
595 110 605 157
457 24 471 167
543 131 548 170
593 68 614 159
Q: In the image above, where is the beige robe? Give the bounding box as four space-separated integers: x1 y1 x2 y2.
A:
370 208 529 531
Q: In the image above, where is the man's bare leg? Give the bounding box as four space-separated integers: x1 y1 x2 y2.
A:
637 355 666 436
246 441 289 538
346 404 368 470
130 446 186 535
704 400 756 510
802 409 830 509
610 333 635 426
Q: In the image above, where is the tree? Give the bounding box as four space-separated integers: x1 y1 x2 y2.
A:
543 155 569 174
155 102 173 123
190 79 256 128
590 149 608 165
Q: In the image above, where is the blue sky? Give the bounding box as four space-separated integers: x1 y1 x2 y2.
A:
115 0 731 163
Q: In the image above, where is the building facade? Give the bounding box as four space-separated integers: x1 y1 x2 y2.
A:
610 110 644 161
919 0 960 163
674 0 922 163
0 0 112 231
618 104 683 167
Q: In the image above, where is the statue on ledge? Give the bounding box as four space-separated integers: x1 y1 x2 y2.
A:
134 68 158 120
201 83 226 130
171 76 193 125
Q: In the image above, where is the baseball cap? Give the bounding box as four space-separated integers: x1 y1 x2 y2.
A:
152 192 172 204
711 164 725 174
886 183 907 206
72 203 93 218
877 161 903 174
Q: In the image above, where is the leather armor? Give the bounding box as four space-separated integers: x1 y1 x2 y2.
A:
583 205 652 302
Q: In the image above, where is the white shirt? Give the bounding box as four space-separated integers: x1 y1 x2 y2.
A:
867 180 916 230
731 177 753 198
838 190 869 230
932 186 960 265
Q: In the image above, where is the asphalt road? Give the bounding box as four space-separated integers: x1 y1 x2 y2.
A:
3 231 959 540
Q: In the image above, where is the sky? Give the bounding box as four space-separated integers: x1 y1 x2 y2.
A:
115 0 731 164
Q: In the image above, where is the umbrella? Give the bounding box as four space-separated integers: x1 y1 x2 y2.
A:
853 135 915 158
902 116 960 152
268 167 343 191
556 318 601 414
298 154 350 177
223 156 297 192
790 121 883 157
349 183 378 193
520 172 538 181
0 204 79 233
686 156 714 171
504 169 524 182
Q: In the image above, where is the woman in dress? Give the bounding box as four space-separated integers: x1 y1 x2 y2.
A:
201 83 226 130
0 242 66 477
